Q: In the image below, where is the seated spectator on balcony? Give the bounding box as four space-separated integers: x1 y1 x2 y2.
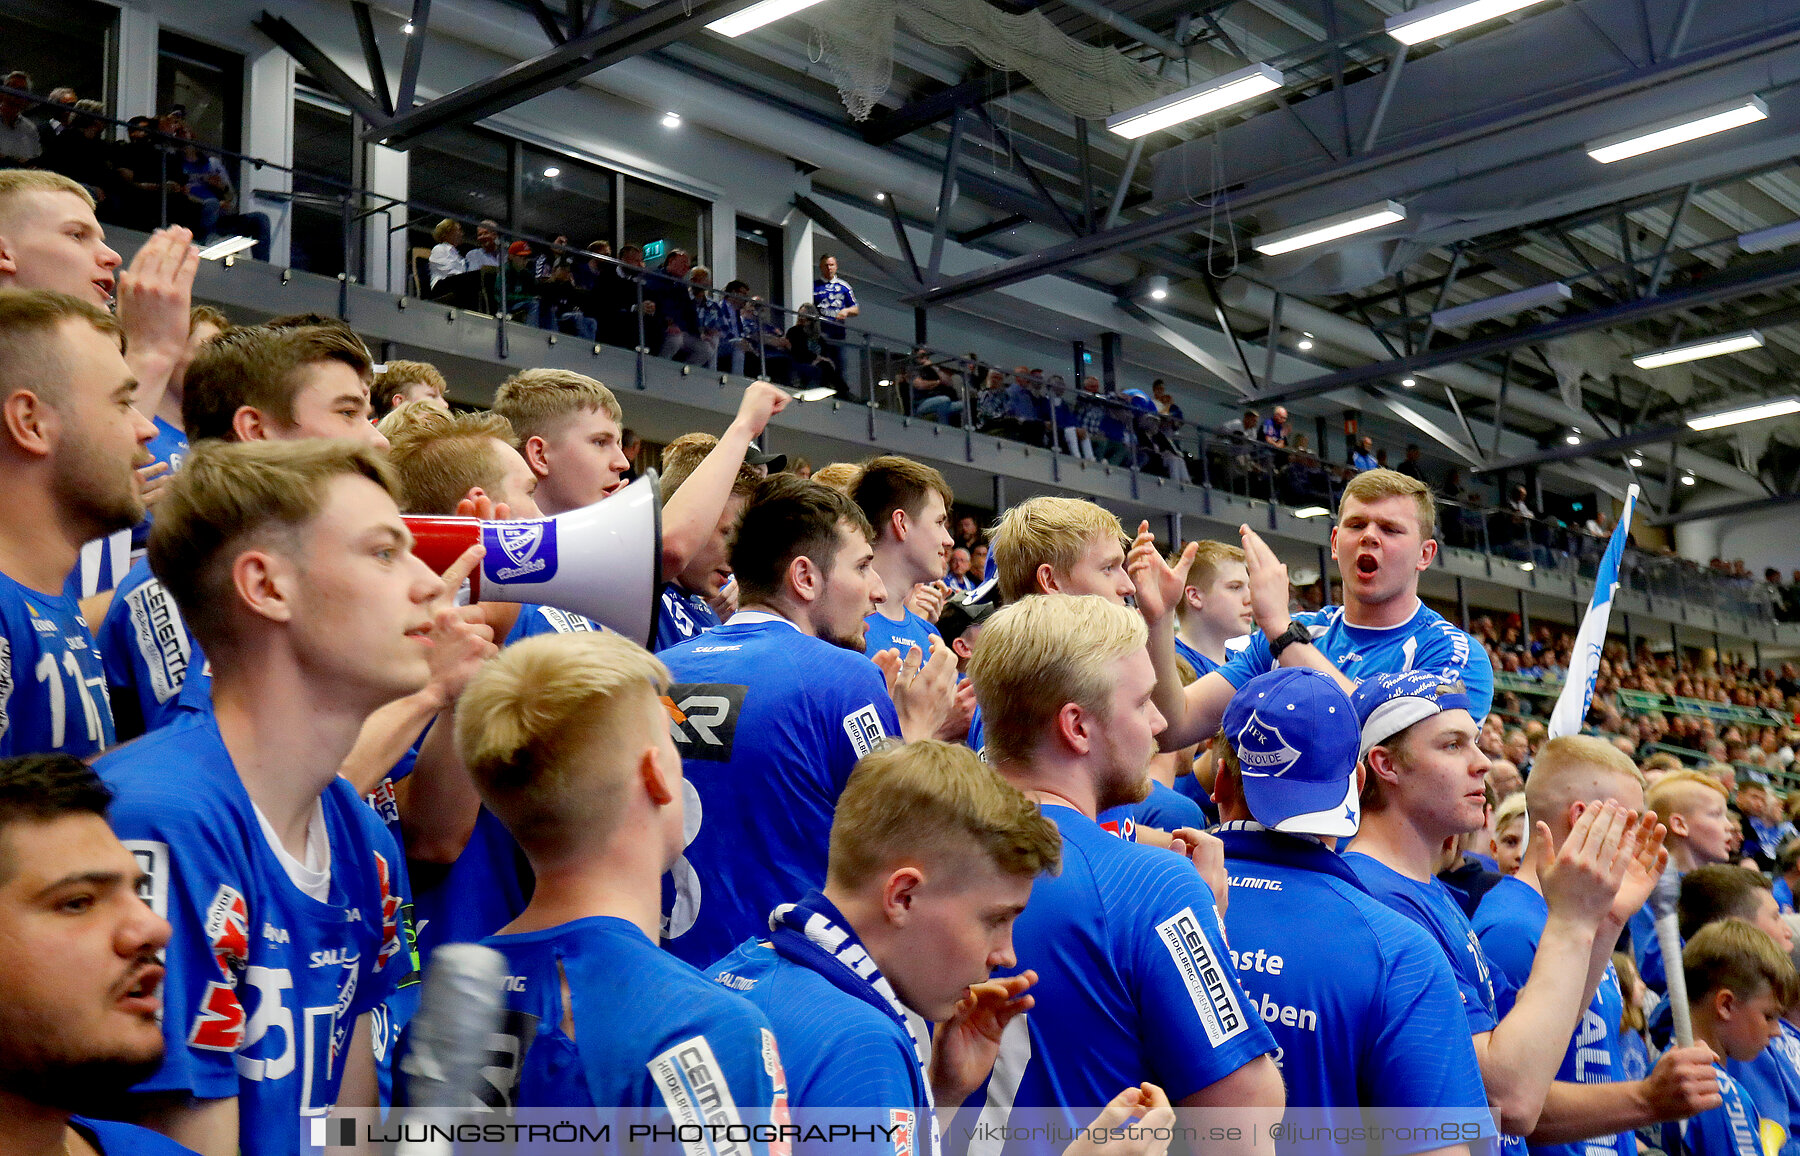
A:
649 248 712 365
734 293 789 380
974 368 1015 437
1080 375 1129 465
1140 409 1190 482
1260 404 1290 451
596 242 652 347
373 359 449 416
785 302 845 392
711 278 754 376
500 240 542 325
42 100 112 205
1351 434 1379 471
571 238 610 291
0 72 41 167
535 234 574 281
466 218 502 272
171 128 271 260
1152 378 1174 413
691 263 734 365
1279 433 1330 505
110 116 182 232
1007 367 1052 447
36 86 77 150
426 218 483 309
903 348 951 422
536 260 597 340
1396 443 1428 482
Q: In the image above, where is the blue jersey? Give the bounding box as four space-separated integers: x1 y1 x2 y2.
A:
813 277 857 317
410 806 530 964
505 602 599 646
1220 602 1494 722
1727 1021 1800 1156
862 607 940 661
133 416 188 549
96 715 407 1156
65 529 133 600
655 583 720 652
1671 1067 1765 1156
970 805 1276 1150
1217 825 1495 1149
1098 779 1207 836
483 914 789 1139
659 613 901 968
1172 635 1219 677
1346 851 1502 1034
98 558 204 735
967 705 984 756
709 939 919 1114
0 569 115 757
1776 877 1794 914
71 1118 199 1155
1474 876 1629 1156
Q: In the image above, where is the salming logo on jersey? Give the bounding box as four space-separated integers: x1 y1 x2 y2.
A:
1155 907 1249 1048
649 1035 752 1156
665 684 748 762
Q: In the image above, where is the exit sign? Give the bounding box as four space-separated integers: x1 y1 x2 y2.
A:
642 239 666 261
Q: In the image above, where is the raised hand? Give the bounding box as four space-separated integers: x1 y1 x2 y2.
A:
116 228 199 397
905 581 949 624
1237 525 1293 638
892 635 958 743
1539 801 1634 931
137 461 172 510
1126 520 1196 627
1168 826 1230 915
1609 811 1669 928
733 380 792 438
418 544 500 709
1065 1085 1176 1156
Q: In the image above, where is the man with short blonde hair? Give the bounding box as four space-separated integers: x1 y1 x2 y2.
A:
1474 734 1715 1153
1137 467 1492 754
1173 540 1254 676
963 593 1283 1142
458 631 789 1122
383 405 523 518
990 495 1130 604
653 431 763 651
1627 769 1738 992
372 359 448 415
492 368 628 515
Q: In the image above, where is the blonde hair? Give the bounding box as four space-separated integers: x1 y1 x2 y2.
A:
0 170 94 216
432 218 461 244
991 496 1126 604
968 593 1148 766
492 368 622 443
828 740 1062 888
810 462 862 493
1647 769 1729 827
1493 791 1528 835
456 632 671 859
1523 735 1647 833
1340 468 1436 538
384 405 519 516
374 359 448 413
661 432 760 501
148 439 399 653
0 288 121 408
1185 540 1246 594
1684 918 1800 1011
189 304 231 336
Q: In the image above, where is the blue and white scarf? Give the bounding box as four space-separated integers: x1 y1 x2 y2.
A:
769 892 941 1156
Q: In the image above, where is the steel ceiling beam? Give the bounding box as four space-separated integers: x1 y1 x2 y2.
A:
900 15 1800 308
792 195 918 289
363 0 763 146
1653 490 1800 526
1115 298 1255 397
1477 421 1686 473
254 13 392 128
861 70 1019 146
1249 248 1800 407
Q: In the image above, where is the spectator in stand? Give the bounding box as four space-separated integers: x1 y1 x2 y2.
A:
0 290 155 759
1260 404 1290 451
904 348 953 423
1279 433 1330 506
853 456 957 663
946 546 976 592
647 248 711 365
372 358 449 416
651 423 777 653
466 218 501 273
0 72 41 167
426 219 482 309
1169 540 1255 681
1151 378 1174 413
1396 443 1428 482
35 86 77 152
970 542 989 581
43 100 112 205
1631 771 1736 991
571 238 610 290
110 116 183 233
172 128 271 258
1352 435 1379 472
690 263 729 362
657 475 954 967
500 240 542 325
713 278 755 376
1081 376 1129 465
813 252 858 342
0 753 191 1156
786 303 846 392
1738 779 1798 873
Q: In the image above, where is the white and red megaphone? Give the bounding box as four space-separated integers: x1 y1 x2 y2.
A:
405 471 663 647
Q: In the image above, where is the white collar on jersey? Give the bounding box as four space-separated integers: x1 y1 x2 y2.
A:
1338 597 1426 632
724 610 802 632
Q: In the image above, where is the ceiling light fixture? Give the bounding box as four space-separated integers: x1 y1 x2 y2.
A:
1401 376 1417 388
1293 506 1330 519
1685 396 1800 432
706 0 831 37
1386 0 1553 45
1631 329 1764 369
1145 274 1170 301
1253 200 1407 257
1738 219 1800 254
1587 96 1768 164
661 112 682 128
874 192 886 201
1627 455 1643 467
1431 281 1571 329
1680 473 1697 486
542 166 560 178
402 20 414 33
1296 333 1314 351
1105 63 1285 140
1565 433 1581 445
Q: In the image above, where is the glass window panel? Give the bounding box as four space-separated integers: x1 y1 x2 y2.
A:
157 31 243 154
0 0 112 118
289 92 353 276
735 217 783 308
518 144 614 253
623 175 707 269
407 125 510 254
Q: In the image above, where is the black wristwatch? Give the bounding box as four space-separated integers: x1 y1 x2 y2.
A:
1267 620 1312 660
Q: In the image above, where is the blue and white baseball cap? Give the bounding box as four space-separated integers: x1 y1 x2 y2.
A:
1222 668 1361 838
1352 670 1477 759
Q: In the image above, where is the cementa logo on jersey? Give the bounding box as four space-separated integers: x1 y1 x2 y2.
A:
1234 712 1302 778
484 521 558 584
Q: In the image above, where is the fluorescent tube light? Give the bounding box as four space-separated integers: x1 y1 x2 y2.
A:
1106 63 1284 139
1587 97 1768 164
1631 329 1764 369
707 0 830 37
198 236 257 260
1431 281 1571 328
786 386 837 403
1253 201 1406 257
1387 0 1553 44
1738 220 1800 254
1685 396 1800 432
1293 506 1330 519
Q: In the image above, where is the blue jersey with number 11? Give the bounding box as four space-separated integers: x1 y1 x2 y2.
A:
0 570 115 757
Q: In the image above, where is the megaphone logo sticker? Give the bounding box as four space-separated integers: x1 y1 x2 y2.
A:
484 520 559 583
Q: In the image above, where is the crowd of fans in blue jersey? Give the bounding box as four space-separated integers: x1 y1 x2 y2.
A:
7 165 1800 1156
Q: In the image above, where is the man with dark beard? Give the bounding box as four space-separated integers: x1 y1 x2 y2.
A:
0 753 190 1155
657 475 954 968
